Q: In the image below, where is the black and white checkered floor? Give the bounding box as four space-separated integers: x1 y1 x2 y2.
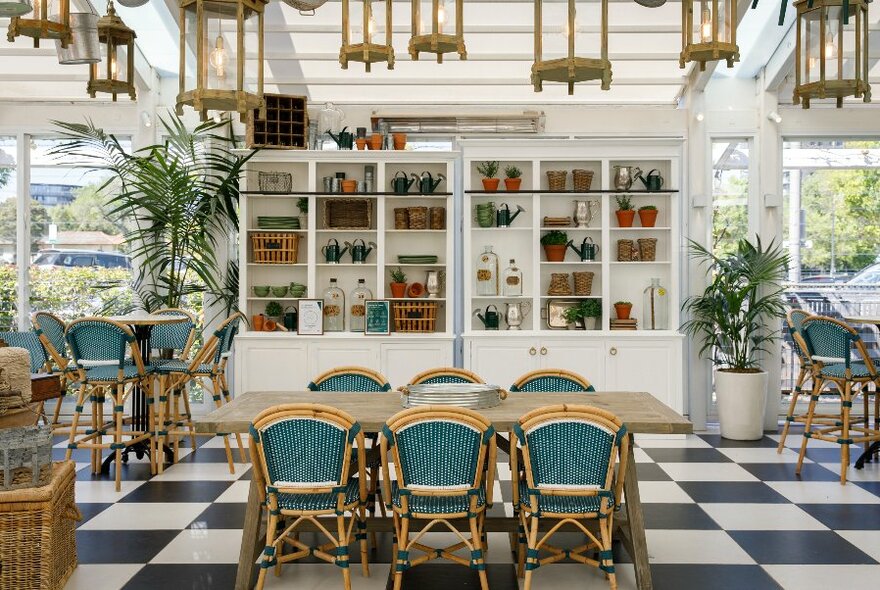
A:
59 428 880 590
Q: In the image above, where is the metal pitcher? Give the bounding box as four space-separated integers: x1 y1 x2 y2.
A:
346 239 375 264
503 301 532 330
321 238 347 264
573 199 600 228
473 305 500 330
495 203 525 228
567 237 600 261
613 165 642 191
391 171 416 194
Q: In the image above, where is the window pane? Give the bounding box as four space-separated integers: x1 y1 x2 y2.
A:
711 140 750 258
0 136 16 330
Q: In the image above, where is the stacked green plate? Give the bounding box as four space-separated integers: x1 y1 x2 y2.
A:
257 216 300 230
398 255 438 264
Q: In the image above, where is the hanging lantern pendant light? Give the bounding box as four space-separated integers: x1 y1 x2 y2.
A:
0 1 34 18
7 0 72 48
88 0 136 101
680 0 739 71
409 0 466 63
339 0 394 72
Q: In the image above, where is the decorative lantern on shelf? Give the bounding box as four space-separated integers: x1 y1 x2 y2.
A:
0 1 34 18
532 0 611 95
794 0 871 108
87 1 136 101
7 0 71 48
339 0 394 72
680 0 740 71
56 0 100 65
176 0 267 122
409 0 466 63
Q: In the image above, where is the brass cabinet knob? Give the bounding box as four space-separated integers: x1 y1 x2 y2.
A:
529 347 537 356
540 347 547 356
609 347 618 356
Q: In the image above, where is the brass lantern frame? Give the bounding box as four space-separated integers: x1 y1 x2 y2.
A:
680 0 740 71
340 0 394 72
532 0 611 95
176 0 267 122
409 0 466 63
88 1 136 102
7 0 72 48
793 0 871 109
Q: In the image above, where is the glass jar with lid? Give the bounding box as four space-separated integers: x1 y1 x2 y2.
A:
642 277 668 330
476 245 499 296
349 279 372 332
322 277 345 331
502 259 523 297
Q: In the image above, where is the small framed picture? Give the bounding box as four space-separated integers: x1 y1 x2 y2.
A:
297 299 324 335
364 300 391 335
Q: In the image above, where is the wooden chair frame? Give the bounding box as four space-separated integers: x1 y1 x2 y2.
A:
511 369 594 392
308 366 391 390
406 366 485 385
31 311 73 430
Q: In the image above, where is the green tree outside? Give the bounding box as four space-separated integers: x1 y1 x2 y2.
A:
49 182 127 237
0 197 51 254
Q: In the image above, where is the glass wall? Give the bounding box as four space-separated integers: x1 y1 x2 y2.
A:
0 137 17 330
711 140 750 258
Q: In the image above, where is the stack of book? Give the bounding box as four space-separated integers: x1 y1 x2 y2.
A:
610 318 638 331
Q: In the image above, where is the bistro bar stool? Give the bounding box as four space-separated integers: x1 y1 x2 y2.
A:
380 406 496 590
797 316 880 484
512 404 629 590
157 312 245 473
510 369 595 392
0 330 52 423
65 318 155 490
406 367 485 385
250 403 370 590
32 312 76 430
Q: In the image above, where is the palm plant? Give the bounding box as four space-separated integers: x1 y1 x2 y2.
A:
50 115 255 317
681 237 789 371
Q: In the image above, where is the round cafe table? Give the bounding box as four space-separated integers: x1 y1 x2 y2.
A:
103 312 187 472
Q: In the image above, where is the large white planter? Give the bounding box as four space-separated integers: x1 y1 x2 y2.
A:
715 369 768 440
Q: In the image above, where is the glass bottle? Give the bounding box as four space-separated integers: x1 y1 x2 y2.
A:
322 277 345 331
502 259 523 297
476 245 499 296
642 278 669 330
349 279 372 332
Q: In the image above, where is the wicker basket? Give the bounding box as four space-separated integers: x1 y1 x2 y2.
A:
393 301 438 333
407 207 428 230
638 238 658 262
251 232 300 264
573 271 595 296
547 273 572 296
617 239 635 262
0 425 52 491
546 170 568 191
0 461 80 590
323 199 372 229
429 207 446 230
394 208 409 229
572 169 594 192
257 171 293 193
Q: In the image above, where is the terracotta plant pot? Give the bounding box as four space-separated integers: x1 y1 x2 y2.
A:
482 178 500 192
543 244 567 262
390 282 407 298
341 179 357 193
408 282 424 298
393 133 407 150
264 319 277 332
369 134 383 150
615 209 636 227
504 177 522 191
638 208 658 227
252 314 265 331
355 138 367 150
614 304 633 320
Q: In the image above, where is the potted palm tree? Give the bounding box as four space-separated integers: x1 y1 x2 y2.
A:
682 237 789 440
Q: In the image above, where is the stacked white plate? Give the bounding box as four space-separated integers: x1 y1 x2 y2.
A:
401 383 505 409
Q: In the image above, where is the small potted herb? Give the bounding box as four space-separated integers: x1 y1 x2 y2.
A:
563 299 602 330
541 230 568 262
615 194 635 227
297 197 309 229
389 267 407 298
504 165 522 191
265 301 284 329
614 301 633 320
638 204 658 228
477 160 500 192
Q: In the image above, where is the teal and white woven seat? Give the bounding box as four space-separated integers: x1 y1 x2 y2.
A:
512 404 629 590
381 406 496 590
32 312 83 430
510 369 595 392
0 330 50 373
250 403 369 590
407 367 485 385
80 363 147 383
151 359 213 375
307 366 392 392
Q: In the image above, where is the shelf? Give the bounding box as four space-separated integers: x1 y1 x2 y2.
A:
539 226 602 231
247 263 306 267
539 261 602 266
316 263 377 267
609 261 671 265
471 295 532 300
539 295 601 299
248 297 308 301
243 191 453 196
385 229 447 234
239 330 455 339
466 190 679 195
247 228 305 233
315 229 377 233
471 227 532 232
386 297 446 302
610 227 671 231
387 263 446 267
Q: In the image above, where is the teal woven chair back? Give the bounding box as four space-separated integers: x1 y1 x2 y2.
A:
522 419 615 489
511 376 594 393
33 312 67 358
393 420 483 488
151 310 195 354
257 417 348 486
309 373 391 392
66 320 131 368
802 318 857 364
787 309 811 361
213 318 240 363
420 375 474 385
0 331 48 373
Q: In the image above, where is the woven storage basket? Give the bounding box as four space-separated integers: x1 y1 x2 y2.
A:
617 239 634 262
407 207 428 230
251 232 300 264
572 169 594 192
547 273 572 296
638 238 658 262
573 271 595 296
546 170 568 191
0 461 80 590
394 208 409 229
393 301 438 333
257 171 293 193
323 199 372 229
429 206 446 230
0 425 52 491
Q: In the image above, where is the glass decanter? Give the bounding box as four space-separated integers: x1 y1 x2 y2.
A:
642 278 669 330
476 245 499 296
322 277 345 332
502 259 523 297
349 279 372 332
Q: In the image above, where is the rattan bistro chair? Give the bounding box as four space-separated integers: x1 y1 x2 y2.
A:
0 330 53 423
407 367 485 385
65 318 155 490
380 406 496 590
308 366 392 392
797 316 880 484
512 404 629 590
510 369 595 392
250 403 370 590
32 312 76 429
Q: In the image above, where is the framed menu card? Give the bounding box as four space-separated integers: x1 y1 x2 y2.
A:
364 300 390 335
297 299 323 335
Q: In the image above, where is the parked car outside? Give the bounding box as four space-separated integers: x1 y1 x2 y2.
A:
847 263 880 285
32 249 132 270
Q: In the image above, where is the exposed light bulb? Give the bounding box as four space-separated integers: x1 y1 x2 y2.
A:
562 9 577 39
210 35 228 78
695 112 705 122
767 111 782 124
437 0 446 33
824 32 836 59
109 57 118 79
368 16 375 40
700 7 712 43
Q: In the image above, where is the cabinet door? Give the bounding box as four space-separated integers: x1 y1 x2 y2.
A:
310 342 380 377
381 342 454 387
605 339 682 412
466 338 538 388
539 339 606 389
237 342 309 392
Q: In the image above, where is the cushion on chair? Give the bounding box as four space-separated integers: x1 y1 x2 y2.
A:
517 481 605 515
391 481 485 515
151 359 213 375
819 362 876 379
275 478 361 512
81 364 145 383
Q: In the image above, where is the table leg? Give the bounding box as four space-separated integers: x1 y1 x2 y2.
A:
620 433 652 590
235 477 265 590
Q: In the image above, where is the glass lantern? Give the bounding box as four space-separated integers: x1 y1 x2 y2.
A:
176 0 266 122
680 0 739 71
87 1 135 101
532 0 611 94
409 0 466 63
0 1 34 18
7 0 71 48
340 0 394 72
794 0 871 108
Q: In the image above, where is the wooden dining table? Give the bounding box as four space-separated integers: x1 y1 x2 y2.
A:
195 390 692 590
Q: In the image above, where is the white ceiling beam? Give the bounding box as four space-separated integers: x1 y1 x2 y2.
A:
682 0 752 94
763 20 796 92
256 76 687 86
263 24 684 34
254 51 681 62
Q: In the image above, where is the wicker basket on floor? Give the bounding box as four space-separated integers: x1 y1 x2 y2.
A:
546 170 568 191
638 238 658 262
573 271 595 296
617 239 634 262
572 169 594 192
393 301 438 333
251 232 300 264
